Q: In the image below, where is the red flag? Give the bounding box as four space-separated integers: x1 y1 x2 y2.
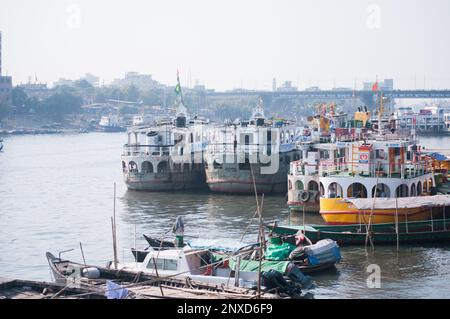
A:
372 81 379 92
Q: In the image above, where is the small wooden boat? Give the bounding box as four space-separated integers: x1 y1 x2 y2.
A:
136 235 338 275
143 235 175 249
268 218 450 246
46 252 291 299
0 277 106 299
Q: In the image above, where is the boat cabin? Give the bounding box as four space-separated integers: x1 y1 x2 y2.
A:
122 247 258 288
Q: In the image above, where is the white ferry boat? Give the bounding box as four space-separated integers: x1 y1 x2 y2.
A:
204 100 303 194
290 104 440 225
122 100 209 191
287 108 372 213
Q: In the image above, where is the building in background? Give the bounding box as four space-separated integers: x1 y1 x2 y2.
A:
19 80 51 101
81 73 100 87
363 79 394 91
277 81 298 92
0 31 13 106
112 72 163 91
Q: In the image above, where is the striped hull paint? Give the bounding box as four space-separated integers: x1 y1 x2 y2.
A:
320 198 435 225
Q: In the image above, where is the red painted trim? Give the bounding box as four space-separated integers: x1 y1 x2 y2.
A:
320 209 430 217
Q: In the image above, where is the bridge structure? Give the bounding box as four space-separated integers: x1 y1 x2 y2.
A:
204 89 450 110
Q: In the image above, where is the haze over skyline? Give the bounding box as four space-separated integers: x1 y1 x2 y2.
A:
1 0 450 90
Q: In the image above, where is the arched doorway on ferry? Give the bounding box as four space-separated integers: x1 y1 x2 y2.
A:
141 161 154 174
396 184 409 198
296 180 304 190
347 183 367 198
417 181 422 196
128 161 138 172
410 183 417 197
372 184 390 198
328 182 343 198
428 178 433 194
157 161 168 173
308 181 319 192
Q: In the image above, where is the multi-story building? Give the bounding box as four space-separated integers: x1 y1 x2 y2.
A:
112 72 163 91
0 31 12 106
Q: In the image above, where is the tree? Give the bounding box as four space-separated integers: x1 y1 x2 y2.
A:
125 85 140 102
12 86 29 114
0 101 12 119
38 90 82 119
74 79 95 96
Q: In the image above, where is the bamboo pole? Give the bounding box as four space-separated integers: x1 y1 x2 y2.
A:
302 205 306 235
152 258 165 297
395 197 399 252
112 182 118 270
444 205 447 231
79 242 87 266
250 164 263 299
111 217 118 270
365 162 381 250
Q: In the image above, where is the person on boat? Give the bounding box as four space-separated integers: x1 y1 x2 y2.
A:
172 216 184 248
288 232 313 261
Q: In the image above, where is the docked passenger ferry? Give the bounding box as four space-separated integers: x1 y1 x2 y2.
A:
289 105 442 225
287 107 372 213
122 100 209 191
204 100 303 194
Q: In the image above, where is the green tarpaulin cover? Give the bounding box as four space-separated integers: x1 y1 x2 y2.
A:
212 253 290 274
264 242 296 261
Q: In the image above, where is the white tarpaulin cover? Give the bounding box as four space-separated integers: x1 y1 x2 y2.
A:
347 195 450 210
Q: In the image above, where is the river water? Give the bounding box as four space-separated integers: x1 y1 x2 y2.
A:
1 133 450 299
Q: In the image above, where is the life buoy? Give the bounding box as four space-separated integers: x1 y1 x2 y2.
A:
299 191 310 202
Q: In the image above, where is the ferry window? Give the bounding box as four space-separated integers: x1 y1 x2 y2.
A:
296 181 304 190
375 150 384 159
146 258 164 270
320 150 330 159
164 259 178 271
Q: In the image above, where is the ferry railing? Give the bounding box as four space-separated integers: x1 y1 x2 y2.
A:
206 142 277 155
289 161 319 176
122 144 175 157
318 159 432 178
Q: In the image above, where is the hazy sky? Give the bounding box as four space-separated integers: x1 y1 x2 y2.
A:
1 0 450 90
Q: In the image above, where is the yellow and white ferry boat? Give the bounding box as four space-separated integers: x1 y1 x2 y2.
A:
317 112 442 225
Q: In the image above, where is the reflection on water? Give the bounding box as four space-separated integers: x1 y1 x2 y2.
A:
1 133 450 298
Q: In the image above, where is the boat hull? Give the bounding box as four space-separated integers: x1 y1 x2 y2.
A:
269 219 450 246
207 179 286 194
288 200 320 213
205 152 296 194
319 198 435 225
124 170 206 191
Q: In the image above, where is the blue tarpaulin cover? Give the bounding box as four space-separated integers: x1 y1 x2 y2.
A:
105 281 129 299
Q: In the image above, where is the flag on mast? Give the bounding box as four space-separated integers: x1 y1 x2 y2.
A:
175 69 182 96
372 81 379 92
